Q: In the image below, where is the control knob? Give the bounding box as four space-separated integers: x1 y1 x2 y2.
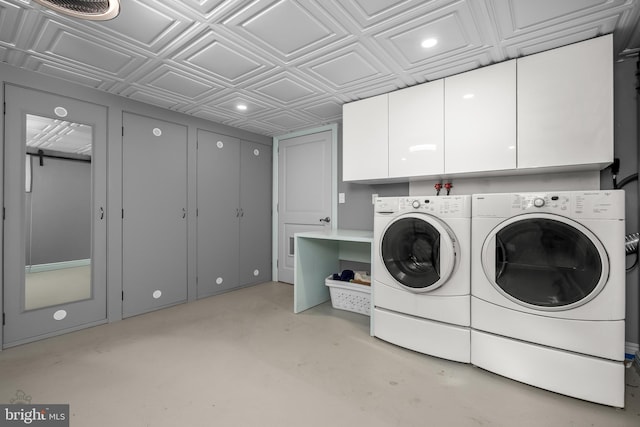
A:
533 198 545 208
412 200 421 209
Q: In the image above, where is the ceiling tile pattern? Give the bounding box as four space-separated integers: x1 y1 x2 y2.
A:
0 0 638 137
26 115 93 156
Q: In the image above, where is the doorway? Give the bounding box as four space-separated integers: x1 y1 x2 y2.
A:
273 124 337 283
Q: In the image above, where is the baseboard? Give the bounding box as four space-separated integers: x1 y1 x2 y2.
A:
26 258 90 273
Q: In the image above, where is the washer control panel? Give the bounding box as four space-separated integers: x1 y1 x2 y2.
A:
507 191 623 219
398 196 470 217
513 194 571 212
375 195 471 217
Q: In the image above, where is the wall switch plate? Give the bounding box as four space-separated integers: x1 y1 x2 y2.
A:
372 193 378 204
338 192 345 204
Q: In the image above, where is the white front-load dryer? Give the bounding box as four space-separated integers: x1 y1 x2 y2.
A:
373 195 471 363
470 191 625 407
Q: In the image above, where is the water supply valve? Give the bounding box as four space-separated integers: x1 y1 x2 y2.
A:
444 182 453 195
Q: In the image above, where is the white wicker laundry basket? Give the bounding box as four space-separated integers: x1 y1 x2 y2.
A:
325 276 371 316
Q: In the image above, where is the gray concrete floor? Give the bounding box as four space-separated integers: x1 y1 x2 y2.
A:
0 281 638 426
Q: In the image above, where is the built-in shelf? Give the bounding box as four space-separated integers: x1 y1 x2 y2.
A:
294 229 374 333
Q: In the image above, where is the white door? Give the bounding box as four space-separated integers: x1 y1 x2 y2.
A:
277 130 333 283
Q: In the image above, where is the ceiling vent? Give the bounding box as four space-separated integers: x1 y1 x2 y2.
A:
32 0 120 21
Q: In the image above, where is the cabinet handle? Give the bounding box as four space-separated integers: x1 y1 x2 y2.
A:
99 206 104 220
182 208 186 219
240 208 244 217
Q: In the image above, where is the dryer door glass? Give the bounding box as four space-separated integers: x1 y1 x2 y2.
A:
494 218 602 307
381 217 441 289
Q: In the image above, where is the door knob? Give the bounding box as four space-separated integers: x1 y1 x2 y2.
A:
319 216 331 223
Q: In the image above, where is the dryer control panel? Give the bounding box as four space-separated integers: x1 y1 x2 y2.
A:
375 196 471 217
512 194 571 212
399 195 471 217
507 191 624 220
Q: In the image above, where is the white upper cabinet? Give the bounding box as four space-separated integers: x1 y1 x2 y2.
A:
341 35 613 182
517 35 613 169
445 60 516 174
342 93 389 181
389 80 444 178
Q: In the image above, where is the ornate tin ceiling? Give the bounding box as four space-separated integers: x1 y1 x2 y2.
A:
1 0 639 137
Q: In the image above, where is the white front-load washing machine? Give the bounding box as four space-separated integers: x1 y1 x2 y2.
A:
373 195 471 363
471 190 625 407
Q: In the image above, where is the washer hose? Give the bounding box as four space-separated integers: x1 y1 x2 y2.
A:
625 232 639 255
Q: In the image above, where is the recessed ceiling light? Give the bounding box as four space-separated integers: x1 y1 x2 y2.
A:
237 104 248 111
421 38 438 48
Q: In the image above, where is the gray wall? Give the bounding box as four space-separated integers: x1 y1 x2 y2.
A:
604 57 638 349
26 156 91 265
0 60 271 326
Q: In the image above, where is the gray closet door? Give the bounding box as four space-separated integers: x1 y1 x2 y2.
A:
196 130 240 297
239 141 272 285
3 85 107 347
122 113 187 317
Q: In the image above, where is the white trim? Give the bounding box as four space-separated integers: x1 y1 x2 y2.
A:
26 258 91 273
272 123 338 282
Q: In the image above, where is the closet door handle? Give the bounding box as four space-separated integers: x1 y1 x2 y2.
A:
182 208 186 219
99 207 104 220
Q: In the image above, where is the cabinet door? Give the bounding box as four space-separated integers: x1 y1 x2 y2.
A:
122 113 187 317
517 35 613 169
342 94 388 181
239 141 272 285
445 60 516 173
389 80 444 177
196 130 240 297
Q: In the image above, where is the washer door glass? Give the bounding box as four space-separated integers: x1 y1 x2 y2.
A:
381 216 456 292
487 216 606 309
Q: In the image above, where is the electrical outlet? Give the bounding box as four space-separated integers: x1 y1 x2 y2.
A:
372 193 378 204
338 192 345 204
